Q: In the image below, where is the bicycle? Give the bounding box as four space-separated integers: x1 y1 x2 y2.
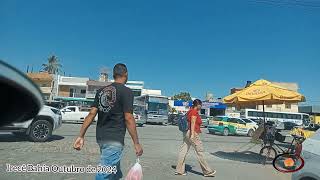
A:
259 124 305 165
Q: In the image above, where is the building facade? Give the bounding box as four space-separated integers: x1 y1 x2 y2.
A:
85 80 112 99
27 72 53 100
27 72 162 105
55 76 89 100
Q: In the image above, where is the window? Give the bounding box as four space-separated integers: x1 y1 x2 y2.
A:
242 119 251 123
277 113 283 118
257 112 263 117
266 112 273 118
148 102 168 115
285 104 291 109
303 115 309 121
213 117 223 121
237 119 245 124
200 115 207 119
248 111 258 117
228 118 238 123
68 107 76 112
80 89 86 94
272 113 278 118
132 90 141 97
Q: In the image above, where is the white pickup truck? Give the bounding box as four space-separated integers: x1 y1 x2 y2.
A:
61 106 98 123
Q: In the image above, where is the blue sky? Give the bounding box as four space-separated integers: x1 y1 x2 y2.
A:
1 0 320 104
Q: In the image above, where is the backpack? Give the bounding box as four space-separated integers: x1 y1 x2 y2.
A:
178 113 189 132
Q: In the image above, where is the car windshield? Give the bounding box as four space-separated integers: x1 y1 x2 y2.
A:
213 117 224 121
242 119 252 123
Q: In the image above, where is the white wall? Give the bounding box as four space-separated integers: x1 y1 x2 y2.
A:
141 89 162 96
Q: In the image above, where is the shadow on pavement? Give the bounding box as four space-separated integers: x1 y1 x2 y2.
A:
0 134 64 142
211 151 265 164
171 165 203 176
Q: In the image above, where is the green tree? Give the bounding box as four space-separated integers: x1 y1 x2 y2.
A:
42 55 62 74
173 92 192 101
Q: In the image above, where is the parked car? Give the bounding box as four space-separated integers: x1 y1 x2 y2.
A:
61 106 98 123
169 114 178 125
207 116 256 136
284 122 299 130
241 118 257 127
0 105 62 142
169 113 185 125
292 129 320 180
200 115 211 127
241 118 259 131
134 112 145 127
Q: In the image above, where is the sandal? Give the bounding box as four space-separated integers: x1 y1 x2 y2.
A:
175 172 187 176
204 170 216 177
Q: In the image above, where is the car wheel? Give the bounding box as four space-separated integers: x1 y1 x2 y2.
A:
28 120 53 142
223 128 229 136
247 129 254 137
162 122 168 126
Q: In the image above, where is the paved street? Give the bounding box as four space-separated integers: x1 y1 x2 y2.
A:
0 124 291 180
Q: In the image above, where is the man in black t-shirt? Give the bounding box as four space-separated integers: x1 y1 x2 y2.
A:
73 63 143 180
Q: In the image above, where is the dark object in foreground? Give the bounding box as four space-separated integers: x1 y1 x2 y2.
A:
0 60 43 126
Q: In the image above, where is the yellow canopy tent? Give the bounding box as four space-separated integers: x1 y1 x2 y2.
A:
223 79 305 138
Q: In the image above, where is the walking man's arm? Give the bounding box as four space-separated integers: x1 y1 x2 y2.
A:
73 107 98 150
125 112 143 156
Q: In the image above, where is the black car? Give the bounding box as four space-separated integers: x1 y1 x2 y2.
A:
169 114 184 125
283 122 298 130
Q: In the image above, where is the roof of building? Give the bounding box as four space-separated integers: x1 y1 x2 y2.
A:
87 80 112 86
27 72 53 81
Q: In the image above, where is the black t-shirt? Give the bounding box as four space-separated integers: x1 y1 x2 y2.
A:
92 82 133 145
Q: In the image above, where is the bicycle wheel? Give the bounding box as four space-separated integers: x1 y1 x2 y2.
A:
260 146 278 165
272 153 305 173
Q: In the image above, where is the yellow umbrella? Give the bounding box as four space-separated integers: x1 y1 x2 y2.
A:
223 79 305 105
223 79 305 132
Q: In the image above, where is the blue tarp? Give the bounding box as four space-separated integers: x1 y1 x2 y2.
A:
174 100 193 107
202 102 227 109
173 100 226 109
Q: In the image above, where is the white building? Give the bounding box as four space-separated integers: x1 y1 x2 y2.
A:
54 75 89 100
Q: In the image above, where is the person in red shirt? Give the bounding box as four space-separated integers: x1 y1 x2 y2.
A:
175 99 216 177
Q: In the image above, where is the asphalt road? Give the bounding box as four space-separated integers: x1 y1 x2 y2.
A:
0 123 291 180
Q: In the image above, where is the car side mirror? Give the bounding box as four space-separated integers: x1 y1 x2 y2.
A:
0 60 43 126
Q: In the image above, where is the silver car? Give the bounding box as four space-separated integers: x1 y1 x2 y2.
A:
292 129 320 180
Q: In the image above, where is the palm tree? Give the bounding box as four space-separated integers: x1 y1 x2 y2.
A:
42 55 62 74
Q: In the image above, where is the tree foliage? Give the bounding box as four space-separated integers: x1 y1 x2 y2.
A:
42 55 62 74
173 92 192 101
